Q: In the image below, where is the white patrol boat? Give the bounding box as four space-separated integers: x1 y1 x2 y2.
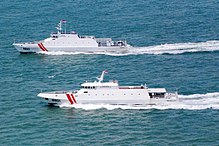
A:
38 70 178 106
13 20 130 54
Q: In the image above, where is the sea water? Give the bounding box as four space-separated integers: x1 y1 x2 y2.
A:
0 0 219 145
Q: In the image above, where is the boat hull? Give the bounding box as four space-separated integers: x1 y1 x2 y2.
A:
38 90 178 106
13 43 130 53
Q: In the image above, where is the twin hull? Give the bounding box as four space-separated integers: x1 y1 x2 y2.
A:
38 88 177 106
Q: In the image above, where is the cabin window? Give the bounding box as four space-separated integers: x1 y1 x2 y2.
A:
103 86 110 88
84 91 88 93
82 86 95 89
149 92 165 98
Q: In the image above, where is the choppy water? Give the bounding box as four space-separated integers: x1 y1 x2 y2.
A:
1 0 219 145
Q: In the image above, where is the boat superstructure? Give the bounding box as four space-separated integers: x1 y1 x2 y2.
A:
38 70 178 106
13 20 130 53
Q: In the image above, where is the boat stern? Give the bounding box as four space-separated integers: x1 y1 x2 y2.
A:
165 92 178 101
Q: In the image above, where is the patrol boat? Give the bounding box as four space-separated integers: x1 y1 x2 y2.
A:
13 20 130 53
38 70 178 106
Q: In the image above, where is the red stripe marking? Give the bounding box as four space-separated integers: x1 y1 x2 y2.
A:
66 94 73 104
40 43 48 51
71 94 77 103
38 43 45 51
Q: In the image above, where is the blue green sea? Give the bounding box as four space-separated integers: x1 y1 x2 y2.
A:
1 0 219 145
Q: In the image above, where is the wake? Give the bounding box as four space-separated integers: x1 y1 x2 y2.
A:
59 92 219 110
39 40 219 56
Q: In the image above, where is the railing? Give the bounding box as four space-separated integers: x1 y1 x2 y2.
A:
80 35 95 39
13 39 42 44
46 90 78 94
95 38 112 42
96 39 127 47
119 86 145 89
165 92 178 99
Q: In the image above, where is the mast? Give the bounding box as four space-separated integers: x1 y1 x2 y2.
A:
56 20 66 34
64 21 66 34
96 70 108 83
56 21 62 34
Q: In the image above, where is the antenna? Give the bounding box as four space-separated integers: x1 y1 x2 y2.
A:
56 21 62 34
65 22 66 34
69 23 71 32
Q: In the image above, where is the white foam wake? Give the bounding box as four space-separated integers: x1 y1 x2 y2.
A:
59 92 219 110
129 40 219 55
38 40 219 56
